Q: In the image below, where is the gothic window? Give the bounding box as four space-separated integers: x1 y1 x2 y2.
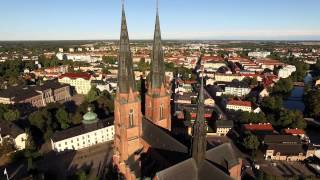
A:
160 104 164 120
129 109 134 127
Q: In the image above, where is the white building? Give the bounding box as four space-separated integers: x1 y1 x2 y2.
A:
248 51 271 58
226 100 252 112
51 108 114 152
278 65 296 78
0 121 27 150
69 48 75 53
58 48 64 53
58 73 93 94
224 85 251 97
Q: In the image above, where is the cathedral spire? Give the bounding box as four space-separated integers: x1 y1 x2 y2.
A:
118 0 136 93
150 0 165 89
191 76 207 167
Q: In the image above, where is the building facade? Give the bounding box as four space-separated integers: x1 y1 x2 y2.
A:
58 73 92 94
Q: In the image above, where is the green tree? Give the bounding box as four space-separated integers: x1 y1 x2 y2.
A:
272 78 293 95
28 111 47 132
3 109 20 122
85 86 100 103
243 134 260 151
261 96 283 113
305 89 320 119
55 108 70 129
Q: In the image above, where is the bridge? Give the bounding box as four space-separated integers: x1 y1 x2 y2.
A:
305 118 320 126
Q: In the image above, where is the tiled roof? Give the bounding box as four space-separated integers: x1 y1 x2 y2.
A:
227 100 252 107
243 123 274 132
284 128 305 135
59 73 91 80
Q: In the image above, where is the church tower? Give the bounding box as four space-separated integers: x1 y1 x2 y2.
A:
113 1 142 178
191 77 207 167
145 1 171 131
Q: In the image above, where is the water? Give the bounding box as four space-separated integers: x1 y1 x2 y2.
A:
282 73 313 112
283 86 305 112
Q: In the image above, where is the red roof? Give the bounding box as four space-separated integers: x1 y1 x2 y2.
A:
202 56 224 62
243 123 274 132
284 128 305 135
227 100 252 107
59 73 91 80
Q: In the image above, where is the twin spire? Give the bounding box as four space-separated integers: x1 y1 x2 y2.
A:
118 0 165 94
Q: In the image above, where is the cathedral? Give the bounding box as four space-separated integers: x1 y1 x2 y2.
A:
113 1 243 180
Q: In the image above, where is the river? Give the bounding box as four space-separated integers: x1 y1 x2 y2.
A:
283 86 305 112
282 73 313 112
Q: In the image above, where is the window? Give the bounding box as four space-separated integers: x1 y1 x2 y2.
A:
160 104 164 120
129 109 134 127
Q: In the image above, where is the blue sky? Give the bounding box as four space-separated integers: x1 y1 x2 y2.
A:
1 0 320 40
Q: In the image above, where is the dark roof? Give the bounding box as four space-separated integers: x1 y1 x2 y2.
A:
205 143 240 169
34 80 68 91
156 143 239 180
267 144 305 156
216 120 234 128
263 135 301 145
51 118 113 142
142 117 188 154
0 86 41 102
0 121 24 138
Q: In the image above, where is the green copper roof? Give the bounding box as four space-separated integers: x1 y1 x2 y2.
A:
82 107 98 124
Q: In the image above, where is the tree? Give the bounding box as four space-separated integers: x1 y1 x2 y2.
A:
85 86 100 103
28 111 47 132
305 89 320 119
3 109 20 122
55 108 70 129
274 109 306 129
272 78 293 95
243 134 260 151
261 96 283 113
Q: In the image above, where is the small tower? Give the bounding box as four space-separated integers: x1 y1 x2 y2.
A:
113 1 142 178
191 77 207 167
145 0 171 130
82 107 98 125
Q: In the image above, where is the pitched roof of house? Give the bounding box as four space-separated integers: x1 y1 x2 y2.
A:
227 100 252 107
283 128 305 135
243 123 274 132
263 135 301 145
0 121 24 138
59 73 91 80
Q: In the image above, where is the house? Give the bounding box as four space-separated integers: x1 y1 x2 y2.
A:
226 100 252 112
223 81 251 97
51 108 114 152
242 123 275 136
263 135 315 161
0 121 27 150
0 80 71 108
58 73 93 94
283 128 305 138
210 120 234 136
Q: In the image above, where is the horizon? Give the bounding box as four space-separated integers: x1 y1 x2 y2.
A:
1 0 320 41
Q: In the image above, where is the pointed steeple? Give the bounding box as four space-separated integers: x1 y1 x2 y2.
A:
191 76 207 167
118 0 136 93
150 0 165 89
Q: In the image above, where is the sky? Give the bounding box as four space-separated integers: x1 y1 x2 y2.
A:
1 0 320 41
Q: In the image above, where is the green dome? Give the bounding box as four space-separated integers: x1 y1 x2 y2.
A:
82 107 98 124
